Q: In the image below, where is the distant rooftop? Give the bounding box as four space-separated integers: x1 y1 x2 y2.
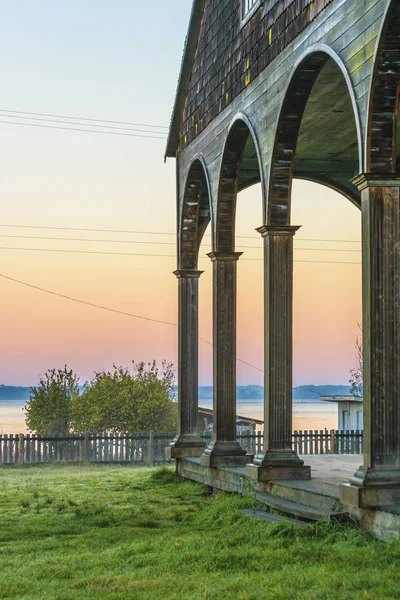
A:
321 395 363 403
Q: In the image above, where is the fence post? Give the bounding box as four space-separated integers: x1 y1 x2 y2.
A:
18 434 24 465
148 431 154 466
330 429 336 454
84 432 90 463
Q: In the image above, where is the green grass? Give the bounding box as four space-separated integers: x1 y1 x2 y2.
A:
1 464 400 599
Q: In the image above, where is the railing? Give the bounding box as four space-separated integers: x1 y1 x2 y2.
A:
0 429 362 465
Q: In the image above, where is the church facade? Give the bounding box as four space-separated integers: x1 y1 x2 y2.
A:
165 0 400 509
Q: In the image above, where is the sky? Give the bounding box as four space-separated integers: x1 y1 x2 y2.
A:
0 1 361 387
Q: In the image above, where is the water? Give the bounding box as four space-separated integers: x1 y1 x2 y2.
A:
0 399 28 434
0 398 339 434
201 399 338 432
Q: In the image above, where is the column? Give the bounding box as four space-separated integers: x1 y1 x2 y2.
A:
247 226 310 481
166 269 205 459
340 175 400 507
200 252 250 467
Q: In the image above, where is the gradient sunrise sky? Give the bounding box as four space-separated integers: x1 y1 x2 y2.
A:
0 1 361 387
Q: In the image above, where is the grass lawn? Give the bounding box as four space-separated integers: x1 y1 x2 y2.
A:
1 465 400 599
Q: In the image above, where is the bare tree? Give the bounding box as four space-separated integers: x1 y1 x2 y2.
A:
349 324 363 398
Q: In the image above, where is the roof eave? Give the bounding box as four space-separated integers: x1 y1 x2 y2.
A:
164 0 206 160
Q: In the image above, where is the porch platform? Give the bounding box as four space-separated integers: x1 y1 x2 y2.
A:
177 455 400 540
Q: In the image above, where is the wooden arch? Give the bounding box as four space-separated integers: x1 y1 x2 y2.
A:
215 115 263 252
179 157 212 270
268 48 362 225
367 0 400 173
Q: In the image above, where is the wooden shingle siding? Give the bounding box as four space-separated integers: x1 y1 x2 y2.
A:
179 0 335 151
176 0 389 223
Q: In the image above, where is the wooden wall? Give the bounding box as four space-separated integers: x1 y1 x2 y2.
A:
180 0 335 152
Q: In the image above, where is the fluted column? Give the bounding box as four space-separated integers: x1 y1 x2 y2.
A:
166 269 205 459
341 175 400 507
200 252 250 467
247 225 310 481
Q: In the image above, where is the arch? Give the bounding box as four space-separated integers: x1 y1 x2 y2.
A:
366 0 400 173
215 114 264 252
268 46 363 225
179 156 212 270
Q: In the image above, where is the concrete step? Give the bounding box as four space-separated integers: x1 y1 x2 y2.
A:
242 509 308 527
255 491 347 522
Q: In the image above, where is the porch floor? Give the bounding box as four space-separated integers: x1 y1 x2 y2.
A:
178 454 360 499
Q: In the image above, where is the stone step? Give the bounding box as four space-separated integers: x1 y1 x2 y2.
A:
255 491 347 522
241 509 308 527
264 480 342 513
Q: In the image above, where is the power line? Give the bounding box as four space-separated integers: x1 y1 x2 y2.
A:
0 223 362 243
0 224 179 235
0 272 178 326
0 119 167 140
0 234 362 252
0 246 361 264
0 112 168 136
0 108 169 130
0 272 263 373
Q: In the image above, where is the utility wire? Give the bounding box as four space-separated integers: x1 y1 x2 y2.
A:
0 234 362 252
0 246 361 264
0 119 167 140
0 108 169 130
0 272 263 373
0 273 340 383
0 224 181 235
0 113 168 136
0 223 362 243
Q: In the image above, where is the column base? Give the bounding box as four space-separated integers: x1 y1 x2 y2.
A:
199 441 252 468
340 465 400 508
165 436 205 460
246 450 311 482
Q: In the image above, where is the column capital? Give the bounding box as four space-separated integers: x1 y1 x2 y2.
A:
207 251 243 262
256 225 301 238
352 173 400 191
173 269 204 279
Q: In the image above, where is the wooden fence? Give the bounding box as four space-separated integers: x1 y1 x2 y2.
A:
293 430 363 455
0 429 362 465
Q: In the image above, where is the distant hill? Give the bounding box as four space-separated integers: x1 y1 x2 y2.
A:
0 386 31 400
292 385 351 400
199 385 350 401
2 383 351 403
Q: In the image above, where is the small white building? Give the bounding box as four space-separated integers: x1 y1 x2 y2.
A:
321 396 364 431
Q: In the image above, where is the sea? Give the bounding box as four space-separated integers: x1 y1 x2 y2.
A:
0 397 338 434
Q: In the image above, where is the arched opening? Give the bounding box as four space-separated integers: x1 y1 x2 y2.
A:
215 117 263 252
256 50 363 479
179 157 212 270
170 157 213 458
367 0 400 173
200 116 264 467
268 50 361 226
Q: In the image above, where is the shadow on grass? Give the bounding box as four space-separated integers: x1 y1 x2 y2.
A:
149 466 181 485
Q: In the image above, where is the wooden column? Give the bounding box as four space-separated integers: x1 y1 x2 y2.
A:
341 175 400 507
166 269 205 459
247 225 310 481
200 252 250 467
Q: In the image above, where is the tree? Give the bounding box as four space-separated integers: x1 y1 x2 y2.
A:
71 360 177 433
349 325 363 398
25 367 79 435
